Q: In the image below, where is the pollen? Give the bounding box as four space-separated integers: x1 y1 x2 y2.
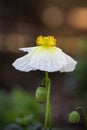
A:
36 36 56 46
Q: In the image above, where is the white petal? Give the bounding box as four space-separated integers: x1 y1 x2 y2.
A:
29 47 68 72
12 46 77 72
19 47 37 52
12 47 37 72
60 52 77 72
12 54 33 72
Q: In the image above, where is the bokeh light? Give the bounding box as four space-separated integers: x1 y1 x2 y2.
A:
41 6 64 28
67 8 87 29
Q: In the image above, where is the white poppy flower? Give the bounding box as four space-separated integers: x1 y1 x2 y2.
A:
12 36 77 72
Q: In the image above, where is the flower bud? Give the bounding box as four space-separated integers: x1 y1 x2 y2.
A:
68 111 80 124
35 87 47 103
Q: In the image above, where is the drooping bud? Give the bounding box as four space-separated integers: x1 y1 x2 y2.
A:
35 86 47 103
68 111 80 124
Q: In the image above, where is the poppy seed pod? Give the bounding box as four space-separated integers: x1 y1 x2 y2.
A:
35 87 47 103
68 111 80 124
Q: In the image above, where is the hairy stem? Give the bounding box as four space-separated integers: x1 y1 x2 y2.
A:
44 71 52 130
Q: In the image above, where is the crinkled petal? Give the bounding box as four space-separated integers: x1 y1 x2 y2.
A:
60 52 77 72
12 47 37 72
19 47 37 52
12 46 77 72
29 47 68 72
12 54 33 72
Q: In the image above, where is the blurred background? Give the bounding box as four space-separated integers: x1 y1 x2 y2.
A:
0 0 87 129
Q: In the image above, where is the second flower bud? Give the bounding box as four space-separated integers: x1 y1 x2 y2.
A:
35 86 47 103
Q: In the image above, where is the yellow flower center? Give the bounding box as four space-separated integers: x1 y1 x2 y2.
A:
36 36 56 47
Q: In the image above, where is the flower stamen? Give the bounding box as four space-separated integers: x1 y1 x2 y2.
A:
36 36 56 47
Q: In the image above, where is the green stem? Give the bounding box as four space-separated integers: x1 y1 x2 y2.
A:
41 78 45 87
76 107 87 130
48 101 52 130
44 71 52 130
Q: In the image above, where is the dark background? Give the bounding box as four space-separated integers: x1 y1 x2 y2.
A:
0 0 87 128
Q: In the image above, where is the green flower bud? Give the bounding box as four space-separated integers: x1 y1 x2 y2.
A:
68 111 80 124
35 87 47 103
